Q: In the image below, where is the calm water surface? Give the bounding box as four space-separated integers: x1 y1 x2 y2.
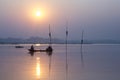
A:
0 44 120 80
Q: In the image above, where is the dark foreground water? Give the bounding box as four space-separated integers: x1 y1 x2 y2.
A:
0 44 120 80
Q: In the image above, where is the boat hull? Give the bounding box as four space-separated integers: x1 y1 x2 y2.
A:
28 49 52 52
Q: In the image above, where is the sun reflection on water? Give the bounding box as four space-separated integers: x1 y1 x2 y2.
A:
36 57 41 79
35 44 41 46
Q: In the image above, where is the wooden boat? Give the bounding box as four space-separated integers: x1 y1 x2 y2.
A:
28 48 52 52
28 49 39 52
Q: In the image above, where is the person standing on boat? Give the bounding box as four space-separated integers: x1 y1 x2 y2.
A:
46 46 53 52
30 45 34 51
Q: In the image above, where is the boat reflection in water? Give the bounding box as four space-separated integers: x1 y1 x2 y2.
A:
36 57 41 79
28 52 34 56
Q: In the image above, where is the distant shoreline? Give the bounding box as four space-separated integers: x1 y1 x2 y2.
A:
0 37 120 44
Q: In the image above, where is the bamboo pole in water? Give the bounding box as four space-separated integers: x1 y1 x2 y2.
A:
80 30 84 68
65 22 68 80
49 24 52 46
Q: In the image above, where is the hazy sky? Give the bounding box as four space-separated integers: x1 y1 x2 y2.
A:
0 0 120 40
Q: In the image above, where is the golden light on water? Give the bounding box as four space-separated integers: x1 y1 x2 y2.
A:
36 62 40 76
36 57 41 79
35 44 41 46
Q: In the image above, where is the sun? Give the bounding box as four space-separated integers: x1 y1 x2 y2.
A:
36 11 41 16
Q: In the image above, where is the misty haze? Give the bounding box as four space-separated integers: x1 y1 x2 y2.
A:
0 0 120 80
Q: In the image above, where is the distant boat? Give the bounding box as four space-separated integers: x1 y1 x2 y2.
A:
15 46 24 48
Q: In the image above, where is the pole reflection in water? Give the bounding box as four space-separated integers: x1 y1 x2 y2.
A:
36 57 41 79
80 44 84 68
47 52 53 80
